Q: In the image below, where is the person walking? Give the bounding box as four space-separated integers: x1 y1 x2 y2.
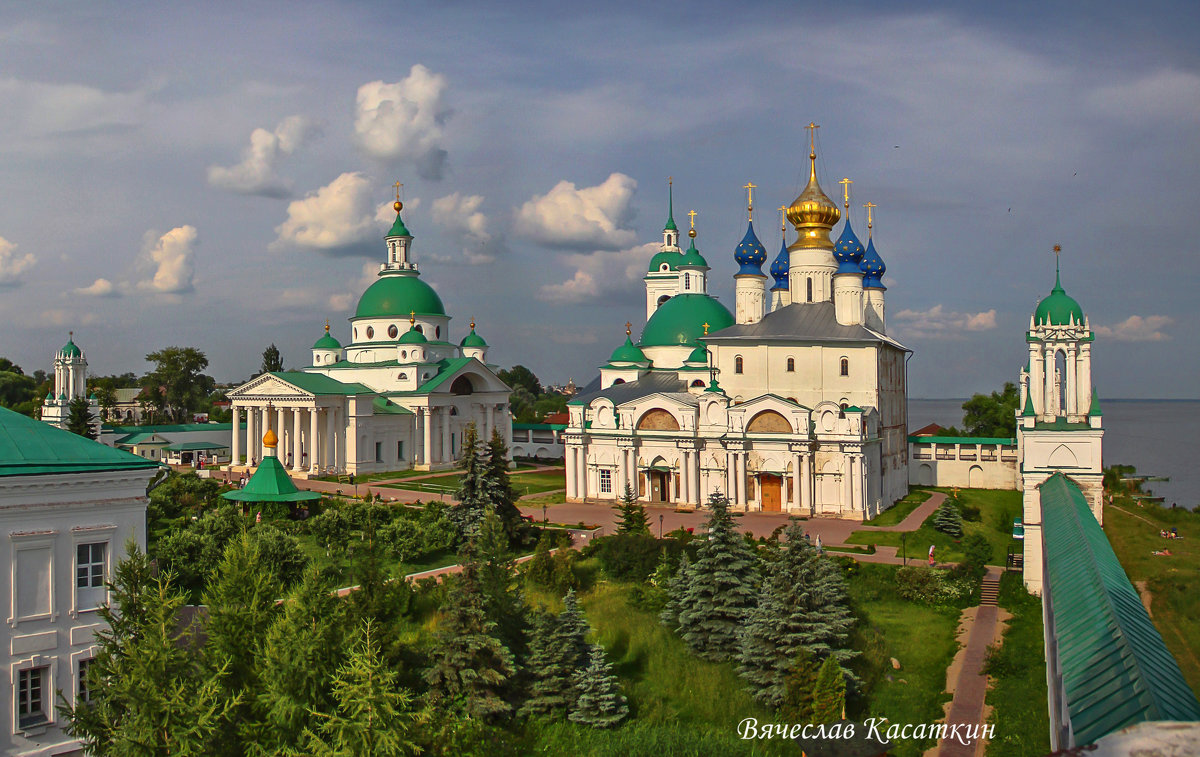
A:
928 544 936 566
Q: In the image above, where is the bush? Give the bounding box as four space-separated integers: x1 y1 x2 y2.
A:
583 534 685 582
960 533 992 575
895 566 974 605
960 504 982 522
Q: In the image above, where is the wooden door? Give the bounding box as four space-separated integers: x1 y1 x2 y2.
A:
650 472 667 502
761 474 782 512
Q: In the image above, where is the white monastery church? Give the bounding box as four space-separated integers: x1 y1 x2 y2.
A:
565 128 910 519
227 197 512 476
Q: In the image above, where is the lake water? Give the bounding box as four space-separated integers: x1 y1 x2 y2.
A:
909 399 1200 508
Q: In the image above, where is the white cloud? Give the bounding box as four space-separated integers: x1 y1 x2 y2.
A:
514 173 638 250
1088 69 1200 123
1094 315 1173 342
76 278 119 297
354 65 452 179
0 77 148 139
0 236 35 285
274 172 398 251
207 115 318 197
891 304 997 339
538 242 658 304
328 293 354 312
42 309 96 327
136 226 197 294
431 192 500 264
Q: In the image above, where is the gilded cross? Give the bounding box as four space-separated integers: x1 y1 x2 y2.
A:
625 321 632 336
394 181 402 201
324 319 330 332
409 310 416 325
778 205 788 232
805 122 819 153
687 209 697 230
744 181 756 219
839 177 853 208
863 202 877 230
668 176 672 187
702 322 710 335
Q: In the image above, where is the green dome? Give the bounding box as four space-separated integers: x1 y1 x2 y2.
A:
677 240 708 268
60 338 81 358
648 251 680 273
398 326 428 345
609 335 648 364
640 294 733 347
387 209 411 237
1034 271 1084 326
355 273 446 319
313 331 342 350
460 328 487 348
686 346 708 364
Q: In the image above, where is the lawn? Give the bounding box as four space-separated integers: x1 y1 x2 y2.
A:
508 469 566 496
313 468 436 483
864 489 932 527
983 572 1050 757
847 488 1022 565
1103 497 1200 692
845 562 962 756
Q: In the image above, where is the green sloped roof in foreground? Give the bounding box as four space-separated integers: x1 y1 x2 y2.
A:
222 455 321 503
0 406 161 477
1041 472 1200 744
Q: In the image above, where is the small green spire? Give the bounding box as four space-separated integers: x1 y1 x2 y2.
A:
1022 391 1036 417
1089 388 1102 416
704 378 723 393
1052 243 1064 293
387 209 411 238
664 178 677 232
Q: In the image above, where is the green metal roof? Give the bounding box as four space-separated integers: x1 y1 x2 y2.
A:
647 250 680 273
677 239 708 268
512 423 567 431
221 455 321 503
415 357 475 393
59 338 82 358
372 397 414 416
0 406 160 477
908 435 1017 445
609 335 648 364
107 422 242 434
1033 418 1093 432
640 293 733 348
163 441 228 451
1035 266 1085 327
313 331 342 350
1089 389 1102 416
460 327 487 348
114 432 168 446
1023 392 1037 417
397 326 428 344
267 372 373 396
386 209 411 238
1041 472 1200 744
354 271 445 319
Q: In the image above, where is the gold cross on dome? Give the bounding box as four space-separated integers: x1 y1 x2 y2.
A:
702 322 710 335
625 321 632 336
324 319 330 332
805 122 819 153
864 201 876 230
687 209 697 230
409 310 416 325
778 205 788 232
744 182 756 219
1053 243 1062 256
394 181 402 201
839 177 853 208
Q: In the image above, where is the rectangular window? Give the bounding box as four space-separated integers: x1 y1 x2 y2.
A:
78 658 94 704
599 469 612 494
17 667 48 729
396 441 404 461
374 442 383 463
77 543 106 589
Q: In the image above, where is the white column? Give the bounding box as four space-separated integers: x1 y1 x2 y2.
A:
485 404 495 441
310 408 320 472
792 453 802 510
850 455 861 513
616 448 627 497
1044 345 1056 418
502 405 513 452
692 450 701 506
421 407 432 466
261 407 272 462
629 449 639 498
441 408 451 463
230 407 241 467
800 453 812 512
566 446 577 499
577 449 587 501
1066 346 1078 416
325 407 336 472
246 408 256 465
735 453 747 508
1080 344 1093 414
726 451 736 502
842 454 853 513
292 407 303 470
1028 343 1042 414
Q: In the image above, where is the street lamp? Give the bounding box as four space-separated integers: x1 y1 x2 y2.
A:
659 513 664 538
902 531 907 566
543 504 547 525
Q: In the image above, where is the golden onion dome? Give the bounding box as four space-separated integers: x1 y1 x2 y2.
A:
786 149 840 250
262 428 278 448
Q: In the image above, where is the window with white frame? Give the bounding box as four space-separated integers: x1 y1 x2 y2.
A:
599 469 613 494
76 541 107 611
17 666 49 729
77 658 95 705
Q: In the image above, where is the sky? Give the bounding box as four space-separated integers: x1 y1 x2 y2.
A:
1 0 1198 398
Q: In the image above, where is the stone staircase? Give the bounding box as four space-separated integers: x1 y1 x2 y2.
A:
980 572 1000 606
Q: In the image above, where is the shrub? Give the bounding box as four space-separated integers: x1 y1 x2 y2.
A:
961 504 982 522
961 533 993 574
895 565 973 605
583 534 684 582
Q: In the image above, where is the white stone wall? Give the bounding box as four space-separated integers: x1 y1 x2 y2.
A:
908 441 1020 489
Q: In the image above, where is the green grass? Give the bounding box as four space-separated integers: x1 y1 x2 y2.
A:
1104 497 1200 692
520 492 567 506
983 572 1050 757
845 562 961 756
508 469 566 496
847 488 1022 565
864 489 932 527
313 468 436 483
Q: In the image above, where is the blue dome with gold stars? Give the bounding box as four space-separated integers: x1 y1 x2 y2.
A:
769 237 789 291
734 221 767 276
833 218 865 274
861 236 886 289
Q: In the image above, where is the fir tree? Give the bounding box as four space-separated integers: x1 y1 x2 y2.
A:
779 648 820 723
63 544 236 755
485 427 526 540
450 424 490 538
934 496 964 537
424 564 517 721
464 508 528 663
613 483 650 535
658 553 690 628
568 645 629 729
253 566 345 753
523 531 556 589
302 620 419 757
738 520 858 708
811 655 846 724
673 492 759 661
66 396 96 438
520 589 592 716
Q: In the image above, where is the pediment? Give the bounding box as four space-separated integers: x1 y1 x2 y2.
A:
229 373 314 400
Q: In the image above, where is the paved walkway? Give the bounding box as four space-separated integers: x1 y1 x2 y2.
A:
938 566 1004 757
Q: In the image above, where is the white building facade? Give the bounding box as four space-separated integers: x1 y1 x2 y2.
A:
565 140 909 519
0 406 158 756
228 200 512 476
39 336 100 439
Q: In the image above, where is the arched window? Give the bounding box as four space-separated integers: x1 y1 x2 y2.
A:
840 358 849 376
807 277 813 302
657 294 670 306
612 378 625 385
684 273 690 290
735 356 744 374
450 376 474 395
315 355 321 363
365 326 374 339
415 324 423 334
786 357 795 372
690 379 705 388
387 324 398 338
435 326 441 339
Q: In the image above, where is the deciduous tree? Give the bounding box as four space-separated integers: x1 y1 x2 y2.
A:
143 346 215 423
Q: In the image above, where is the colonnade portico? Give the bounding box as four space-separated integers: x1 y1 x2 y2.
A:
230 402 342 474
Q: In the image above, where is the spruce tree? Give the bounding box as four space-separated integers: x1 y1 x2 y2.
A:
485 428 525 539
934 496 963 537
302 620 419 757
64 544 236 755
424 564 517 720
520 589 591 716
658 553 690 628
779 647 820 723
66 396 96 438
465 508 528 662
738 520 858 708
451 424 489 538
568 645 629 729
613 483 650 535
811 655 846 725
254 566 345 753
519 610 564 717
673 492 759 661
